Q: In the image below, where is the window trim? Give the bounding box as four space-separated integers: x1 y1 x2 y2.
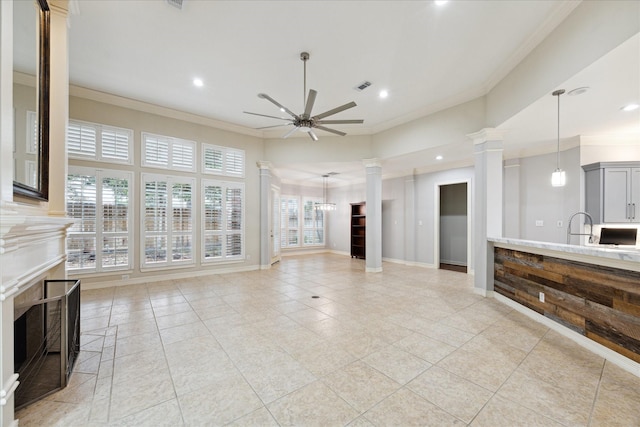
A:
280 195 325 249
66 166 134 273
201 179 245 263
141 132 197 172
302 197 325 247
140 173 196 270
67 119 134 165
202 143 245 178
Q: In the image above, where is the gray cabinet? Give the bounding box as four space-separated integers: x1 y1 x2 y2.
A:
583 162 640 223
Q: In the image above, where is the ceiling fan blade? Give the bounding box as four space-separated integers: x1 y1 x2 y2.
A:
256 124 293 130
303 89 317 118
316 119 364 124
243 111 292 121
308 130 318 141
315 125 347 137
258 93 298 119
312 101 357 120
282 126 299 139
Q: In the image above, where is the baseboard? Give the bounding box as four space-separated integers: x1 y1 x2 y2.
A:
81 264 260 290
494 293 640 378
382 257 436 269
474 288 493 298
281 248 331 257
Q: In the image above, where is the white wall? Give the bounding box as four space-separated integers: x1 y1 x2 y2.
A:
487 0 640 128
580 140 640 165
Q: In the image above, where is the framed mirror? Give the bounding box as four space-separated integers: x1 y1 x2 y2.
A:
13 0 50 201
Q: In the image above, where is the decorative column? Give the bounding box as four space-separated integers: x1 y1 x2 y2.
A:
468 128 505 295
404 170 416 265
363 159 382 273
47 0 69 217
257 161 272 270
0 0 13 202
503 159 521 238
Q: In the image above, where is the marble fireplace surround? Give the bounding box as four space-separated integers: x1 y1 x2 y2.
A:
1 208 73 426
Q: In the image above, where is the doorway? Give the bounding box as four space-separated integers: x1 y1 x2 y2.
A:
438 182 468 273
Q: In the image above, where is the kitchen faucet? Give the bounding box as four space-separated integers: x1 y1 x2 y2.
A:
567 211 595 245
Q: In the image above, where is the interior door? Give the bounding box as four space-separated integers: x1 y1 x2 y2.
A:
271 185 281 264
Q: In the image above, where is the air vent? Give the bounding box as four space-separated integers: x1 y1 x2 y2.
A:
354 81 372 91
166 0 183 9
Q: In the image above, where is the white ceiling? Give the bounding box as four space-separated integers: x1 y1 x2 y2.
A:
64 0 639 186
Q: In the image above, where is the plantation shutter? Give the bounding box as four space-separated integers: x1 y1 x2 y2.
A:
101 128 130 162
68 122 97 157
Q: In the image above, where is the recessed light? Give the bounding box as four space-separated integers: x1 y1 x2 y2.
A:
280 107 285 112
436 155 443 160
435 0 448 5
567 86 589 96
379 90 389 99
621 103 639 112
193 78 204 87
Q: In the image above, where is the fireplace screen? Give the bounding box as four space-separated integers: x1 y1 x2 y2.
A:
14 279 81 410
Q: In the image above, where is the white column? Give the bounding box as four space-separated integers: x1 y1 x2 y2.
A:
47 0 69 217
504 159 521 238
257 161 272 270
468 128 505 295
0 0 13 203
363 158 382 273
404 170 416 265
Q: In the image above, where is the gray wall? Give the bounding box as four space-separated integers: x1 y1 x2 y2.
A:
504 146 581 243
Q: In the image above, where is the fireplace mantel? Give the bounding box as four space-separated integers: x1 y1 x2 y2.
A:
0 208 74 426
1 211 74 301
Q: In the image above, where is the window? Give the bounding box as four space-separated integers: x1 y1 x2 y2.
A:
280 196 325 248
303 198 324 246
26 110 37 154
280 196 299 248
142 173 195 268
202 144 245 177
66 167 133 272
142 132 196 172
67 120 133 164
202 180 244 262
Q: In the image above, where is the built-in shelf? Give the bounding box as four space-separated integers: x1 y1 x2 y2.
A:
350 202 366 259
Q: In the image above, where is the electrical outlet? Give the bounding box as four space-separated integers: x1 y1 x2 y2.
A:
536 220 544 227
557 220 563 227
121 274 129 280
539 292 545 303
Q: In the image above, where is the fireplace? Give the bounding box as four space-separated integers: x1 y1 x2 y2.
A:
13 279 81 410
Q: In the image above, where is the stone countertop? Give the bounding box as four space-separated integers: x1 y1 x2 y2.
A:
488 237 640 266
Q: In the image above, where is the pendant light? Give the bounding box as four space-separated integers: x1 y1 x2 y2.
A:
551 89 566 187
315 174 336 211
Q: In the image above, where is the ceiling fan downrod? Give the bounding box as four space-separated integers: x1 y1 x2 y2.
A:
301 51 309 109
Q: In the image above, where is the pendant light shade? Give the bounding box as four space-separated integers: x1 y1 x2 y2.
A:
551 89 566 187
315 174 336 211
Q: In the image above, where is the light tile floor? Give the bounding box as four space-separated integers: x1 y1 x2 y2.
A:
16 254 640 426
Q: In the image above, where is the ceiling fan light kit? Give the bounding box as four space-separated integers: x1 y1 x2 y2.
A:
244 52 364 140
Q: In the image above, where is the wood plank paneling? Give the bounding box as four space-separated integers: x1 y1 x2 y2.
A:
494 247 640 362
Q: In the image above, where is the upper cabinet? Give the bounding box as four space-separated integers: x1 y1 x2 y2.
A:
584 162 640 223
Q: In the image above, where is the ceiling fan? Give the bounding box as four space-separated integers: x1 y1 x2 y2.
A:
244 52 364 141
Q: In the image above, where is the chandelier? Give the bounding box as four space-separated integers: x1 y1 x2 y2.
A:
315 174 336 211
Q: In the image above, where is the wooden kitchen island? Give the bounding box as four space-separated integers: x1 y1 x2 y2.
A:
489 238 640 376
